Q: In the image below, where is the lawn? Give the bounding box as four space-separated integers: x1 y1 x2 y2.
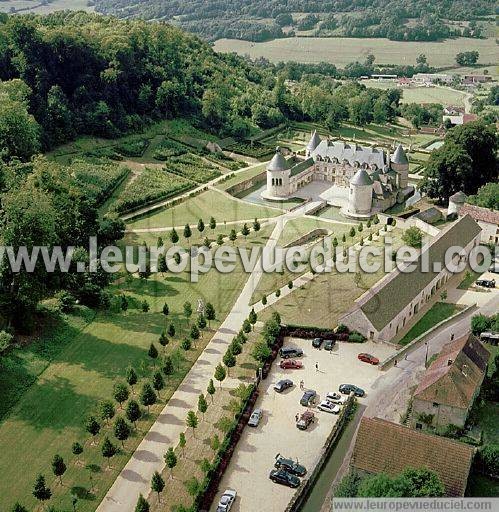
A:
216 163 267 192
398 302 463 346
457 269 482 290
214 36 497 68
0 225 274 511
125 189 283 230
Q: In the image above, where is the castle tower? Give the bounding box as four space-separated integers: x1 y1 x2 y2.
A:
348 169 374 216
306 130 321 157
265 147 291 198
448 191 467 218
390 144 409 189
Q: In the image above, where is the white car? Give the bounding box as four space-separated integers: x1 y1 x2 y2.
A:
318 400 341 414
216 489 237 512
248 408 263 427
327 394 348 405
325 391 341 402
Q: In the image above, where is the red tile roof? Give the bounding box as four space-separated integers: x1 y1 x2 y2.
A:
414 334 489 409
459 203 499 226
352 417 475 497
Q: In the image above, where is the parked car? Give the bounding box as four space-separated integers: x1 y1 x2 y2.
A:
358 353 380 365
280 359 303 370
300 389 317 406
327 394 348 405
325 391 341 402
477 279 496 288
312 337 323 348
274 454 307 476
339 384 365 397
248 408 263 427
279 347 304 359
296 410 315 430
324 339 335 351
489 263 499 274
216 489 237 512
269 469 301 488
274 379 293 393
318 400 341 414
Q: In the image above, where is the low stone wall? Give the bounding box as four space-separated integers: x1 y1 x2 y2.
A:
306 201 328 216
284 397 355 512
225 170 267 196
284 228 329 248
379 303 476 370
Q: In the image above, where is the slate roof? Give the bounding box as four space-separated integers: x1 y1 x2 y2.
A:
289 157 315 177
267 147 290 172
351 169 373 186
311 140 386 169
414 334 489 409
356 215 481 331
307 130 321 151
352 417 475 497
391 144 409 165
459 203 499 226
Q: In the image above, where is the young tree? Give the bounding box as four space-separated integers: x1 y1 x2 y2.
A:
140 383 157 412
164 447 177 478
216 233 224 246
230 339 242 356
210 434 220 452
197 393 208 419
151 471 165 502
190 324 200 344
252 340 272 363
32 474 51 504
101 437 117 468
100 400 115 425
186 410 199 436
158 253 168 275
159 331 169 351
162 303 169 325
402 226 423 248
181 338 192 351
197 218 205 235
72 442 83 464
241 223 250 239
148 343 159 363
214 363 226 388
205 302 216 326
248 308 257 330
183 301 192 326
349 226 356 238
152 371 165 397
135 494 150 512
126 399 142 428
242 319 251 334
162 355 174 378
253 218 261 232
11 503 28 512
173 252 181 265
126 366 138 391
203 236 211 249
167 323 176 338
113 382 130 408
183 224 192 244
179 432 186 456
114 417 131 448
184 477 201 497
197 313 207 329
207 379 216 402
121 295 129 313
170 228 179 244
229 229 237 244
141 300 150 313
85 416 101 439
52 454 67 484
157 236 163 248
342 233 347 243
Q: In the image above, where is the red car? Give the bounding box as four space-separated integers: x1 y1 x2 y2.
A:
358 353 379 365
280 359 303 370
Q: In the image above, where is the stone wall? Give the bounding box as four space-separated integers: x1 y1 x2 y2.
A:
225 170 267 196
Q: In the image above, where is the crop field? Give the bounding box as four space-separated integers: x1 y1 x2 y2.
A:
0 0 93 14
214 36 497 68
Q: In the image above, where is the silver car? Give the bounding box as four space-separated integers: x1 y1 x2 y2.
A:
248 408 263 427
216 489 237 512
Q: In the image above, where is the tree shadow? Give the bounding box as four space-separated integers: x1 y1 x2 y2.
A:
71 485 96 501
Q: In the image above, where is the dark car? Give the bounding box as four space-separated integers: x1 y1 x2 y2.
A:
312 337 323 348
269 469 301 488
279 347 304 359
274 454 307 476
274 379 293 393
339 384 365 397
296 410 315 430
324 339 335 351
300 389 317 406
358 353 380 365
477 279 496 288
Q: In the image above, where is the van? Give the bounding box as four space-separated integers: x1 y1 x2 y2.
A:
279 347 303 359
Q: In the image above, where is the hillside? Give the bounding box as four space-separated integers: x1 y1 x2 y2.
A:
93 0 495 42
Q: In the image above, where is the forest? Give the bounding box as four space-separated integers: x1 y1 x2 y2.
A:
93 0 495 42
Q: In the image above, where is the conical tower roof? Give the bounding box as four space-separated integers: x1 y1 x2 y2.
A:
351 168 373 186
391 144 408 165
306 130 321 151
449 191 467 203
267 147 290 172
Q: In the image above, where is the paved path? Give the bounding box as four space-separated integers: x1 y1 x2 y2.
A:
97 201 322 511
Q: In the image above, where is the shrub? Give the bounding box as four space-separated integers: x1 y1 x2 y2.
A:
475 444 499 478
348 331 366 343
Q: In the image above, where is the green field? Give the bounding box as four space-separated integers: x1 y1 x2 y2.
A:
126 189 283 230
214 36 498 68
0 0 93 14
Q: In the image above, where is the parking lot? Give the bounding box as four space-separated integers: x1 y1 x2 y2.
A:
211 337 395 512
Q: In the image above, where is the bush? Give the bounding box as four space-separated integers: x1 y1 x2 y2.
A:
348 331 366 343
475 444 499 478
336 324 349 334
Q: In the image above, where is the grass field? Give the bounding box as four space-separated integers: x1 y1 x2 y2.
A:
214 36 498 68
126 189 283 230
398 302 463 346
0 0 93 14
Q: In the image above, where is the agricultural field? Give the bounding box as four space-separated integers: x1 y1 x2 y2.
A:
126 189 283 230
214 36 498 68
0 0 93 14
